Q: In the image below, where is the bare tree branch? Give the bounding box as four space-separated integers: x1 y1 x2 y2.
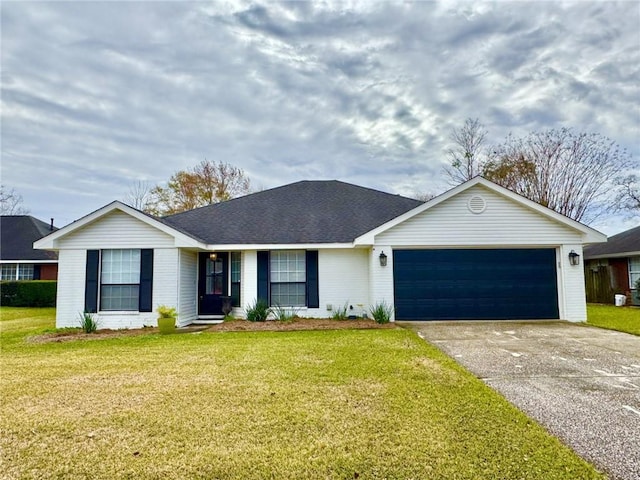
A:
483 128 635 223
0 185 30 215
123 180 153 211
443 118 488 186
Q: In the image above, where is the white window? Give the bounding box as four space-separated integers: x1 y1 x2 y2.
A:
17 264 34 280
100 249 141 311
629 257 640 291
1 264 17 281
270 250 306 307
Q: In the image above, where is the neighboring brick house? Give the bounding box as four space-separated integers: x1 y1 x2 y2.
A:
583 225 640 305
0 216 59 281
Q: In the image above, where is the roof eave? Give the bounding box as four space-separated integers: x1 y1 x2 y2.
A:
585 251 640 260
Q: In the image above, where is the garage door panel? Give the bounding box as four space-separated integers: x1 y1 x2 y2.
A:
393 249 559 320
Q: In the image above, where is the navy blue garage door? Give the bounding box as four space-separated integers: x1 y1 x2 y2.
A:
393 249 559 320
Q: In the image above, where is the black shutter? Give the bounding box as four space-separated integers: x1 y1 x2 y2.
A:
139 249 154 312
84 250 99 313
257 251 269 304
33 265 41 280
306 250 319 308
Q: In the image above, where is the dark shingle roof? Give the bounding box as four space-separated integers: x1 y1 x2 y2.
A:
162 180 424 244
583 225 640 258
0 216 59 261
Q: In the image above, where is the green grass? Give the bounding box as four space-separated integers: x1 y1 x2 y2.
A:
0 308 603 479
587 303 640 335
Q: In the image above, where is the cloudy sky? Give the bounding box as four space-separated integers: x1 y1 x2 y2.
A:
2 1 639 234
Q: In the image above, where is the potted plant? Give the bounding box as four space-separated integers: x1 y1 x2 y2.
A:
157 305 178 334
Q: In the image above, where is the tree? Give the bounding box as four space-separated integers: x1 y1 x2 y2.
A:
615 174 640 216
443 118 487 186
123 180 153 211
0 185 29 215
146 160 251 216
483 128 634 222
413 191 437 202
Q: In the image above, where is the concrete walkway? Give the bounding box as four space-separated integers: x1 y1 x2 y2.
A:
400 321 640 480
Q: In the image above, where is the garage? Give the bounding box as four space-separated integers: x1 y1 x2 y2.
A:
393 249 559 320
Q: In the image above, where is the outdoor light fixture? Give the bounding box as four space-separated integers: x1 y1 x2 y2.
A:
379 251 388 267
568 250 580 266
209 252 218 261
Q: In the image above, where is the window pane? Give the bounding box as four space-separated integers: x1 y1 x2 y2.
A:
17 264 34 280
231 252 241 283
271 283 306 307
270 251 305 282
101 285 139 311
1 264 17 281
630 257 640 290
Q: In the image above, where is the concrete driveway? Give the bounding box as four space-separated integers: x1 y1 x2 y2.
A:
400 321 640 480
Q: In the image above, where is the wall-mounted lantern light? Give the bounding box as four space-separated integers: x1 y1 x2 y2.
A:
568 250 580 266
209 252 218 261
379 251 388 267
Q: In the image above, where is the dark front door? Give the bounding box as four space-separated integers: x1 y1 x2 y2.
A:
198 252 228 315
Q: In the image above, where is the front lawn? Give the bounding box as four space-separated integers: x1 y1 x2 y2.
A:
587 303 640 335
1 308 603 479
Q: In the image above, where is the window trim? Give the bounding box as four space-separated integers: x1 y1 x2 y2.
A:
629 256 640 291
99 249 141 312
269 250 307 307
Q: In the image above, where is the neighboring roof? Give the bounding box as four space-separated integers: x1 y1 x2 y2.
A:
355 176 607 245
162 180 424 244
583 225 640 259
1 216 59 261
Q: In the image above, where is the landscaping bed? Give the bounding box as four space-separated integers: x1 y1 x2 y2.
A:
27 318 393 343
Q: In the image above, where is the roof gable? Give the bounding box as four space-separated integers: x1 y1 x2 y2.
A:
34 202 204 250
355 177 607 245
584 225 640 259
1 216 59 261
162 180 423 245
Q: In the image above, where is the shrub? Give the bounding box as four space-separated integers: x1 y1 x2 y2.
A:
246 299 271 322
0 281 57 307
272 304 298 322
78 311 98 333
331 302 349 320
370 301 394 324
157 305 178 318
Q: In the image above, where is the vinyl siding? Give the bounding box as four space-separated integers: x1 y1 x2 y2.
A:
558 245 587 321
369 246 395 321
55 249 87 328
178 250 198 325
55 248 180 329
376 185 583 246
57 210 175 249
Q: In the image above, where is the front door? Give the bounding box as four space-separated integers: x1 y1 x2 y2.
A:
198 252 228 315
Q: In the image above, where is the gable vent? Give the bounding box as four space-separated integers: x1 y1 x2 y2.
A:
468 195 486 214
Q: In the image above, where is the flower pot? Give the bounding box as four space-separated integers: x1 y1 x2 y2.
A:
158 316 176 334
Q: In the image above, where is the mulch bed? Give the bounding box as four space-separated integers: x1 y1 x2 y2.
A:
28 319 394 343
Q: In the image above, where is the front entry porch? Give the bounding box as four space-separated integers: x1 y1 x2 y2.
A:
197 252 239 319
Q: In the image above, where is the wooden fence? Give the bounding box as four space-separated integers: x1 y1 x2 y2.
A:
584 266 615 304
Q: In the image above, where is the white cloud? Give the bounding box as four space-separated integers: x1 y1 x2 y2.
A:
1 1 638 233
